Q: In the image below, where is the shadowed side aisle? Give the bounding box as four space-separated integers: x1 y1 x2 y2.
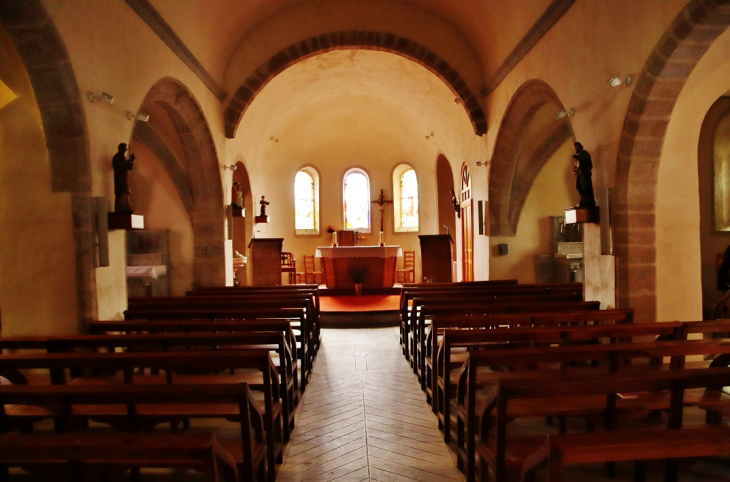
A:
276 327 464 482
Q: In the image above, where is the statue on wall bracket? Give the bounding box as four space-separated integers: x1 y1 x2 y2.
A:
112 143 136 213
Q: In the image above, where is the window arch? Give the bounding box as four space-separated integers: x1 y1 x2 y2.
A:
393 164 419 232
343 168 370 232
294 167 319 235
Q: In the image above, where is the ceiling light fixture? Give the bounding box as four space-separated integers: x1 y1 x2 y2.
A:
555 108 574 119
425 132 434 140
127 111 149 122
608 75 632 87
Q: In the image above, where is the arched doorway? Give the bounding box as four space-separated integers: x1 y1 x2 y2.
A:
461 164 473 281
232 161 253 285
437 155 457 239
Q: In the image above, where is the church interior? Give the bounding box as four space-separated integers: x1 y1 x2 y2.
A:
2 0 730 480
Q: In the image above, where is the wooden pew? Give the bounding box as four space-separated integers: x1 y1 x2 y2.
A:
521 425 730 482
456 338 730 481
427 309 636 408
126 297 319 360
0 331 298 439
400 282 582 357
0 350 283 479
122 307 312 384
476 367 730 482
87 318 308 391
433 315 668 443
412 300 602 385
0 383 266 481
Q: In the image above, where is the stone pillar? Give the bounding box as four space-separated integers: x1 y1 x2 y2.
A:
583 223 616 309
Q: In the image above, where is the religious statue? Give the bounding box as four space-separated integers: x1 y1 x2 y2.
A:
232 181 243 208
259 195 270 216
450 189 461 219
112 143 135 213
571 142 596 207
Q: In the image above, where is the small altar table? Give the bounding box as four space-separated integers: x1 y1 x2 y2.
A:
316 246 402 289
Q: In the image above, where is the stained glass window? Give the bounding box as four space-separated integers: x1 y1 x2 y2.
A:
295 171 315 230
400 169 419 228
343 169 370 231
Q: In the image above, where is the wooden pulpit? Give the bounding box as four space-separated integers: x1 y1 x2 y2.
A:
419 234 454 283
248 238 283 286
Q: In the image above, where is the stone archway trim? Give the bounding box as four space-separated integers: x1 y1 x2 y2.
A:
614 0 730 323
0 0 97 327
224 31 487 138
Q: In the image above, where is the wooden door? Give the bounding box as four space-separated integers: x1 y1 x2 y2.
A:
460 165 473 281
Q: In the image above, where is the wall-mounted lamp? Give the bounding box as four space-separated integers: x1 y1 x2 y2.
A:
224 165 237 171
269 135 279 143
127 111 149 122
86 92 114 104
555 108 574 119
474 161 487 167
425 132 434 140
608 75 632 87
453 97 461 105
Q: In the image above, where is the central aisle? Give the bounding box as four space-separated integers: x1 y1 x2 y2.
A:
277 328 465 481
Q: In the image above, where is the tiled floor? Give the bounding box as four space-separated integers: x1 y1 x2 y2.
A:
277 327 464 482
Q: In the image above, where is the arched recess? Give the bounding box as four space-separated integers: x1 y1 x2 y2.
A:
0 1 96 326
223 31 486 138
614 0 730 323
135 78 225 288
489 79 575 237
232 161 252 285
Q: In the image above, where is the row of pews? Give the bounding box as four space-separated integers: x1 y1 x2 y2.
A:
0 284 320 481
399 280 730 482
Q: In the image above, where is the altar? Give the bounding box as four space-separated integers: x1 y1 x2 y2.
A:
316 246 402 289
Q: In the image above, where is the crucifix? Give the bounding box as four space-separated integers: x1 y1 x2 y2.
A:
371 189 393 246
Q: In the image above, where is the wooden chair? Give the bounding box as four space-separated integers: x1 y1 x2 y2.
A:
396 250 416 283
302 255 322 285
281 252 296 285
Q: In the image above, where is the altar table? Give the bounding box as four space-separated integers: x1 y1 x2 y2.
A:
315 246 402 289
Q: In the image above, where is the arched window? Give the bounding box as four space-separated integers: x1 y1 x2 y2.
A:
295 167 319 235
393 165 419 232
343 168 370 232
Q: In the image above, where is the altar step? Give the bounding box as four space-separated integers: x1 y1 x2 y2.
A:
319 293 400 328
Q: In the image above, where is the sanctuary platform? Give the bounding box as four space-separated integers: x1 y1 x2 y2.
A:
319 287 400 328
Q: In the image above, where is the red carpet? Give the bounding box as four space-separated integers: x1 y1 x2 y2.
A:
319 295 400 313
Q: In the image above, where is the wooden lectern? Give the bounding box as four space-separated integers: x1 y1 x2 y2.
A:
248 238 283 286
419 234 454 283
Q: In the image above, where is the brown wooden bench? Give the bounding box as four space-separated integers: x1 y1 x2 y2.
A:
126 299 319 361
520 425 730 482
86 319 308 390
433 315 666 444
0 350 283 479
456 338 730 481
0 331 297 439
412 300 602 384
121 307 312 383
475 367 730 482
0 383 266 481
426 308 636 408
400 283 583 357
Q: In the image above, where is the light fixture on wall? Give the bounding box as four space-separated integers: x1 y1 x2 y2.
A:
127 111 150 122
474 161 487 167
224 165 237 171
555 108 574 119
269 135 279 143
425 132 434 140
86 92 114 104
608 75 632 87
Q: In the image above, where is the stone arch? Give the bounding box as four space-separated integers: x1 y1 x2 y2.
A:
137 78 225 288
0 1 96 326
489 79 574 236
224 31 486 138
614 0 730 323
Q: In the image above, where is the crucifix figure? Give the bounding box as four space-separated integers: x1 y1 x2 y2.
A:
371 189 393 246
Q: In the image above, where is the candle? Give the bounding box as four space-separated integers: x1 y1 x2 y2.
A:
332 231 337 247
379 231 384 246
